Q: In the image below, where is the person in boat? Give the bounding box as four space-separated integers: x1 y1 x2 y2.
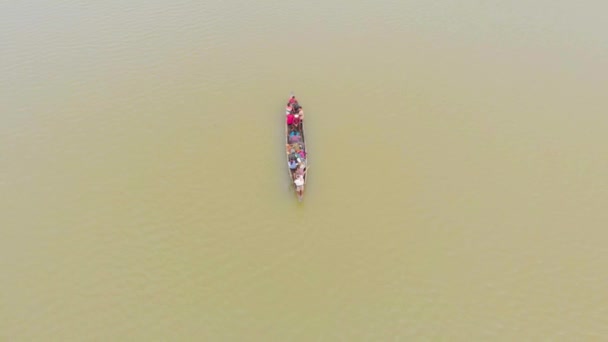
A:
287 142 300 154
286 112 295 127
288 129 301 143
297 107 304 121
286 103 293 115
288 108 301 130
289 95 297 105
288 158 298 171
295 162 306 177
293 113 301 129
294 174 304 197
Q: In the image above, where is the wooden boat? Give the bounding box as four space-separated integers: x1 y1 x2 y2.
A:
285 93 308 201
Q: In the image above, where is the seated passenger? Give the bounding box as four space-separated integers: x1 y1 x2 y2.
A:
288 159 298 170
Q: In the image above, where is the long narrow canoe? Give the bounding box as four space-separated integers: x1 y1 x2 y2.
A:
284 93 308 201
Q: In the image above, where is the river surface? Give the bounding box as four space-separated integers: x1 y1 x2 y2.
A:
2 1 608 340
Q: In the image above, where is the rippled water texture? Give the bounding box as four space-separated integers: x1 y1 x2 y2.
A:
2 0 608 340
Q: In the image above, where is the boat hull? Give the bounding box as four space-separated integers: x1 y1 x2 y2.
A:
285 95 307 201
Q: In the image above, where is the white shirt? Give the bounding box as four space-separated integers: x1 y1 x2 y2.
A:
294 177 304 187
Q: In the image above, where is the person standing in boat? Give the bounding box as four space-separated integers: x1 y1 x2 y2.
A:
294 174 304 197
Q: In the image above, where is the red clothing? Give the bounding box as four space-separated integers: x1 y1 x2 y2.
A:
293 115 301 125
289 97 297 104
286 114 294 125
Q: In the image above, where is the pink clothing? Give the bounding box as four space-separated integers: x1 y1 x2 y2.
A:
286 114 294 125
289 97 297 104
